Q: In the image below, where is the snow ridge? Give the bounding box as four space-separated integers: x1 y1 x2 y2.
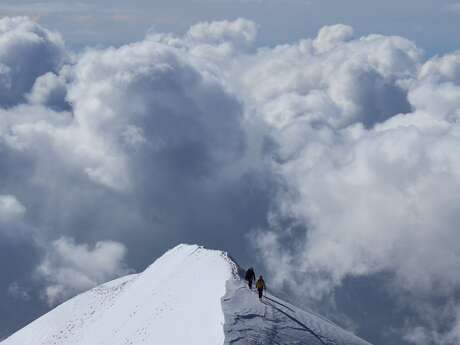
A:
2 244 232 345
2 244 372 345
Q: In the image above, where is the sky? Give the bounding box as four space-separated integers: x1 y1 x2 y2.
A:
1 0 460 54
1 1 460 345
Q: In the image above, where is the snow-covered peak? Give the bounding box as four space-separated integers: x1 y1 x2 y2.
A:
2 244 372 345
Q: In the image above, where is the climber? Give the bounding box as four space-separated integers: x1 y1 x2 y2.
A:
256 275 265 300
245 267 256 289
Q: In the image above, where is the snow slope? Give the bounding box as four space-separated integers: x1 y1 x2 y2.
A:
2 245 233 345
2 244 372 345
222 279 371 345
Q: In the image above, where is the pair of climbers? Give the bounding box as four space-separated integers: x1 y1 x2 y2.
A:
245 267 265 300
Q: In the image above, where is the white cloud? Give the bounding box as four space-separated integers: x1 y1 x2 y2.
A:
312 24 354 54
0 195 25 224
0 17 247 193
186 18 258 47
37 237 132 305
242 26 460 342
232 26 420 131
63 35 246 189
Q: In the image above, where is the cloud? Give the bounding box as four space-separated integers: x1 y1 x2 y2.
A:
0 15 265 316
401 300 460 345
243 25 460 343
0 195 25 224
36 237 131 305
64 36 246 190
233 25 420 131
7 282 30 301
312 24 354 54
27 70 71 111
186 18 257 47
0 16 67 107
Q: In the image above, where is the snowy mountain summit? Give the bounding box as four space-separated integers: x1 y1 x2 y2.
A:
2 244 372 345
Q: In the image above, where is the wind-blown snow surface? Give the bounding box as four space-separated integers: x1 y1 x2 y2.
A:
2 244 371 345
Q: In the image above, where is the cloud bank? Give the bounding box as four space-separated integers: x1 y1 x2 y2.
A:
1 16 460 344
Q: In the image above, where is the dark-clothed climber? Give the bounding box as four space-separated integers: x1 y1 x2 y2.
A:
245 267 256 289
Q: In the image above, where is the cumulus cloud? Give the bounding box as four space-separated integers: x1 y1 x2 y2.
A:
243 24 460 343
0 15 259 314
65 37 246 190
312 24 354 53
186 18 257 47
37 237 131 305
233 26 420 131
27 70 71 111
0 17 67 107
